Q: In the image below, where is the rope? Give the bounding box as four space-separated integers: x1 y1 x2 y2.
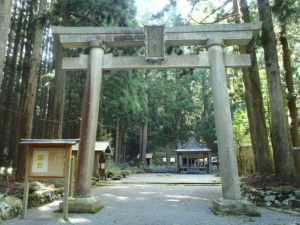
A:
0 105 81 123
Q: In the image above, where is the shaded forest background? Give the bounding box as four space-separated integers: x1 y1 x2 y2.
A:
0 0 300 180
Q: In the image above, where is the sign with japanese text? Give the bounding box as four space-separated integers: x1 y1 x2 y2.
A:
144 24 165 61
32 151 49 173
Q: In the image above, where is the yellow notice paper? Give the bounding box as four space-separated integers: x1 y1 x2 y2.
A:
32 151 49 173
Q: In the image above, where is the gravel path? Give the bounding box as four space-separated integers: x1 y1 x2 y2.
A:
110 173 216 183
3 184 300 225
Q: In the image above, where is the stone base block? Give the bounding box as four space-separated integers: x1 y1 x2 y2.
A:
210 198 261 217
289 199 300 208
55 197 103 213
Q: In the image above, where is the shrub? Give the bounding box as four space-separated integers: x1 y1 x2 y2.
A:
29 181 43 193
120 170 130 178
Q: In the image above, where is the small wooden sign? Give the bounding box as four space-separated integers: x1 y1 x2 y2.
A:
19 139 80 220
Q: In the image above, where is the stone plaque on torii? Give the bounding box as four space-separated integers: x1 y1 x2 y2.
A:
51 22 262 216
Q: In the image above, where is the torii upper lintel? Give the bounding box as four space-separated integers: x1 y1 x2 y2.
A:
51 22 261 48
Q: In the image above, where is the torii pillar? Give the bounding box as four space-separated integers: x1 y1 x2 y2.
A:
207 38 259 216
59 40 104 212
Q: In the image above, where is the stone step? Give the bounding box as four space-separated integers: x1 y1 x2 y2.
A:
289 199 300 208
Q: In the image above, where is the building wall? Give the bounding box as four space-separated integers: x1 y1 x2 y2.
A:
236 146 256 176
236 145 274 176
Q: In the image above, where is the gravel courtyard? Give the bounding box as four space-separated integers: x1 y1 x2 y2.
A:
3 183 300 225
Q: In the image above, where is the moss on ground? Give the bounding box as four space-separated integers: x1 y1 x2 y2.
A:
209 207 261 217
266 186 297 194
55 206 104 214
94 182 114 186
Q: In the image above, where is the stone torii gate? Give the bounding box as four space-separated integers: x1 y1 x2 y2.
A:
52 22 261 215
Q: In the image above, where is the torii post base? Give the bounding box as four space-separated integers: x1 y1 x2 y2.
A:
210 198 261 217
56 197 103 214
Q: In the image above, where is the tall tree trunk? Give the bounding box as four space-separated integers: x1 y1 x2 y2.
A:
279 23 300 175
45 85 54 139
166 138 170 167
142 124 147 165
139 124 143 162
123 133 126 163
66 96 72 139
37 29 50 139
164 72 170 167
72 111 78 139
114 117 120 163
0 26 14 129
12 10 33 168
0 0 18 162
119 126 123 163
50 0 70 138
78 92 84 137
8 41 25 160
176 72 182 149
16 0 47 177
202 72 210 147
0 0 13 87
142 71 149 164
44 36 56 139
257 0 298 181
236 0 274 174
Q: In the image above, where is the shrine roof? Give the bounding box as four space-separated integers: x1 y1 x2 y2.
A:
175 136 211 153
72 141 112 155
137 153 153 159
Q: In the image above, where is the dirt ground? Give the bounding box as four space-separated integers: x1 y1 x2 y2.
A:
241 174 300 191
0 173 64 196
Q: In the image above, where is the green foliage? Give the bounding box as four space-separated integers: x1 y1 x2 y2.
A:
22 181 43 194
232 110 250 149
120 170 130 177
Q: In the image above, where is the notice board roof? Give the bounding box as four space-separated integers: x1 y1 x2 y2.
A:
20 139 80 145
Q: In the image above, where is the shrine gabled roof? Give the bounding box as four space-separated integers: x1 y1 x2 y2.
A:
174 136 211 153
137 153 153 159
72 141 112 155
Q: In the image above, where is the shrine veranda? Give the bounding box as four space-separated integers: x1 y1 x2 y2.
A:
51 22 262 215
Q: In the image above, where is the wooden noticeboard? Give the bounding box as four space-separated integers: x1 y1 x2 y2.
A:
19 139 80 220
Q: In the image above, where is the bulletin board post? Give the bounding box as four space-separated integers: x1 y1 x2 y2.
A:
19 139 80 220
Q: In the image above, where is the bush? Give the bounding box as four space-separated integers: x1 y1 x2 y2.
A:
112 174 123 180
29 181 43 193
120 170 130 178
106 171 114 178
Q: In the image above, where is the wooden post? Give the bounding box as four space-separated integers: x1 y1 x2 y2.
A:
63 146 72 219
21 147 32 219
69 156 75 197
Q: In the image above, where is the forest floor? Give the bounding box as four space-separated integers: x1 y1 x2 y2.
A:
241 174 300 191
